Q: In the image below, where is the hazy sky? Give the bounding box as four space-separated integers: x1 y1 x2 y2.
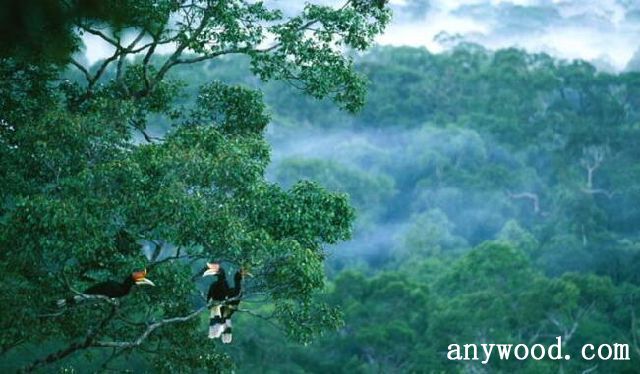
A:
82 0 640 71
383 0 640 71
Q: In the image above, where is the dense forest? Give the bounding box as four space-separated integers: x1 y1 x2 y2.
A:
169 45 640 373
2 1 640 373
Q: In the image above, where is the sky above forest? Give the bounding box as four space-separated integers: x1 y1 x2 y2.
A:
381 0 640 71
81 0 640 71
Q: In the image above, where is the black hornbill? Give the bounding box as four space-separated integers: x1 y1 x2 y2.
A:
203 262 229 340
221 267 251 343
56 269 155 307
202 263 251 343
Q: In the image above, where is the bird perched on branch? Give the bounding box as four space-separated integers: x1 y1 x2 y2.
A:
202 263 251 343
203 262 229 340
56 269 155 307
221 267 251 343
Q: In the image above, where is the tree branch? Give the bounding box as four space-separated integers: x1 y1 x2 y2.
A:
129 119 164 143
580 187 616 199
22 303 119 372
94 302 215 349
78 24 120 48
86 49 121 91
236 308 283 332
69 58 92 82
0 338 26 357
506 190 542 215
116 29 146 90
580 145 607 190
148 10 213 93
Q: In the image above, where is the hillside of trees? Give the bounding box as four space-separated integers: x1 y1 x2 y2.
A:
167 45 640 373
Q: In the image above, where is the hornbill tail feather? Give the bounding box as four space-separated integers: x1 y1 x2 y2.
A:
209 324 225 339
221 331 232 343
221 319 233 344
209 322 226 339
209 305 226 339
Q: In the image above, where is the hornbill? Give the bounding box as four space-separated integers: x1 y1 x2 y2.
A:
203 262 229 340
202 263 251 343
220 267 251 343
56 269 155 307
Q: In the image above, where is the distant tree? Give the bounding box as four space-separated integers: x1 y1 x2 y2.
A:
497 219 539 254
395 209 468 260
275 158 396 224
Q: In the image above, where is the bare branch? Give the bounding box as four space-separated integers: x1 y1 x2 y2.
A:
172 47 249 65
74 293 121 306
95 302 212 349
116 29 147 88
547 303 594 347
507 190 542 215
580 187 616 199
66 279 121 306
142 36 160 90
580 145 607 189
148 10 214 92
32 295 255 370
129 119 164 143
69 58 92 82
78 24 120 48
86 50 121 91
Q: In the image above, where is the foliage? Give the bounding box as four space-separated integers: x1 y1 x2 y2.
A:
0 0 390 371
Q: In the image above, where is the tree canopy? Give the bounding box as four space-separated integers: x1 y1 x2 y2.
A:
0 0 390 371
212 45 640 372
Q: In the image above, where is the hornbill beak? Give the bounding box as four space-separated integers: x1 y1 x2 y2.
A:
202 262 220 277
136 278 156 286
133 269 156 286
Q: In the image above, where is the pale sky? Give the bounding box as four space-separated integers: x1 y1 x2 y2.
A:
383 0 640 70
81 0 640 71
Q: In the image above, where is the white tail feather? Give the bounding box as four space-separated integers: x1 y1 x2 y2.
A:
208 305 225 339
210 323 225 339
221 319 233 343
221 332 232 344
209 324 220 339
